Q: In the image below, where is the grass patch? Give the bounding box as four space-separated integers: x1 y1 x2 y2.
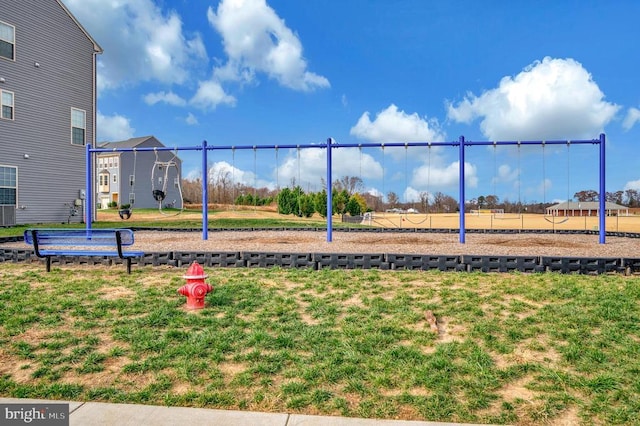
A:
1 264 639 424
0 209 358 238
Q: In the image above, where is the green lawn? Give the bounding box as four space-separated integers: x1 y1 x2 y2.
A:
1 264 639 425
0 209 346 238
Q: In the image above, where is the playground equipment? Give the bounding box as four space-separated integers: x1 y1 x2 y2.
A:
178 261 213 310
85 134 607 244
402 143 430 225
119 148 136 220
151 148 184 216
542 142 571 224
492 142 523 220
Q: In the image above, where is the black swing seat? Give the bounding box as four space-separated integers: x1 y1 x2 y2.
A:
119 208 132 220
153 190 166 202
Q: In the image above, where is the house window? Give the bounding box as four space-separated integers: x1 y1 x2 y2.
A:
1 90 14 120
0 166 17 204
0 21 15 61
71 108 86 145
113 174 117 183
98 171 109 193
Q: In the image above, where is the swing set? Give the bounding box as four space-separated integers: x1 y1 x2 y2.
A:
114 147 185 220
489 142 523 221
85 134 607 244
151 148 184 216
487 141 573 224
402 143 430 225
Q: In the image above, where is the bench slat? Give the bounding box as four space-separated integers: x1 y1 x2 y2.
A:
24 229 135 246
37 250 144 257
24 228 141 274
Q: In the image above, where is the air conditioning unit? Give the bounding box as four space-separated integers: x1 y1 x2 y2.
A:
0 205 16 226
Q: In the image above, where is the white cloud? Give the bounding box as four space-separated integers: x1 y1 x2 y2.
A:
350 104 446 143
190 80 237 110
412 161 478 189
185 113 199 125
491 164 519 185
623 107 640 131
624 179 640 191
367 188 383 198
447 57 620 140
64 0 207 91
97 112 135 141
403 187 423 203
539 178 552 195
185 169 200 181
275 147 383 191
207 0 329 91
209 161 273 189
143 91 187 106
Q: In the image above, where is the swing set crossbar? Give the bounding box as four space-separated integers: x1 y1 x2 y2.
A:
86 135 606 245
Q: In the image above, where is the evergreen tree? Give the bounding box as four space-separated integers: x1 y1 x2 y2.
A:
314 190 328 217
277 188 293 214
345 196 362 216
298 194 316 218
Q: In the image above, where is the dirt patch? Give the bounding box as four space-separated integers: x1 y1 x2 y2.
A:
498 376 537 402
435 317 466 344
98 286 136 300
218 361 247 382
549 406 581 426
489 236 587 249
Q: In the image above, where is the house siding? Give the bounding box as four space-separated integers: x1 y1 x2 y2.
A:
0 0 98 224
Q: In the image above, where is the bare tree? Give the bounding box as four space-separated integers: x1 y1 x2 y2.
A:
485 194 499 208
386 191 399 208
574 190 598 202
333 176 364 195
419 191 430 212
606 190 624 205
209 169 232 204
432 192 458 213
181 178 202 205
625 189 639 207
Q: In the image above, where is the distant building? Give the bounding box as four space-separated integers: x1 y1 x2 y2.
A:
0 0 102 225
96 136 183 210
546 201 628 217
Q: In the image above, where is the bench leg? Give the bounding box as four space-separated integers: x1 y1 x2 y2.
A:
127 258 132 274
46 257 51 272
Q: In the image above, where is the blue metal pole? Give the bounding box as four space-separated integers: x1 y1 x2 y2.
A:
459 136 465 243
202 140 208 240
326 138 333 242
85 143 92 232
599 133 606 244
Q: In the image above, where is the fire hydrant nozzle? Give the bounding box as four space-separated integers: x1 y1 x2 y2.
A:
178 261 213 310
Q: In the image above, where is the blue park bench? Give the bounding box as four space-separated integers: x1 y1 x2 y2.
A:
24 228 144 274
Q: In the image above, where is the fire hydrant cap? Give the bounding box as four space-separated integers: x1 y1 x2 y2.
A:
183 261 208 279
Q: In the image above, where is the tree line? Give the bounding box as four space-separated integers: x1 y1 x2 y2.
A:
468 189 640 214
182 171 640 216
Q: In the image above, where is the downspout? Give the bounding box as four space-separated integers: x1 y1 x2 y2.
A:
88 49 99 224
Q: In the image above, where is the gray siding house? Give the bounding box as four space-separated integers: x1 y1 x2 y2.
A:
97 136 183 210
0 0 101 225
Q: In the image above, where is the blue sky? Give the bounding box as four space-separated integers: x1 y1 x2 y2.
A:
64 0 640 205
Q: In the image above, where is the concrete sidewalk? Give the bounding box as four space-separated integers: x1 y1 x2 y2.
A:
0 398 488 426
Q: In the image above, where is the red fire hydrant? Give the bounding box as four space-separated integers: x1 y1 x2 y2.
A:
178 261 213 310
